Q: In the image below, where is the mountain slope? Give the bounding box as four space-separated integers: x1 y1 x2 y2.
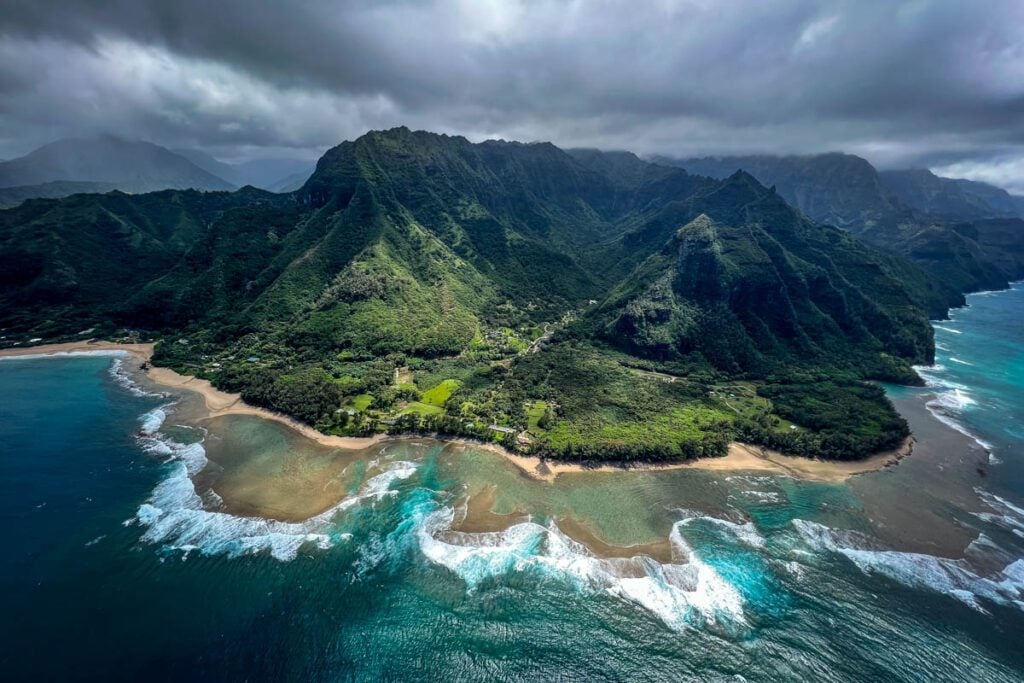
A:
0 180 118 209
663 152 908 231
591 172 935 376
0 187 283 332
0 128 958 462
0 138 234 194
663 153 1024 296
878 168 1017 221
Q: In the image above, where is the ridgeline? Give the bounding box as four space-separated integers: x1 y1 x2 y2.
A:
5 127 1016 462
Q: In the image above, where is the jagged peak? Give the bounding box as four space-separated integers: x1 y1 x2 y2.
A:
675 213 716 238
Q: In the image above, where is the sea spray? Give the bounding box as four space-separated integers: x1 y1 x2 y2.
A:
415 505 748 631
130 400 419 560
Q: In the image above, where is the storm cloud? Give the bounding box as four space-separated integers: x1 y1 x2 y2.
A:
1 0 1023 186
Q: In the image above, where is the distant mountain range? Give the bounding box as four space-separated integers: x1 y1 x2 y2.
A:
0 180 119 208
660 152 1024 225
0 137 232 197
0 137 315 208
659 152 1024 295
172 148 314 192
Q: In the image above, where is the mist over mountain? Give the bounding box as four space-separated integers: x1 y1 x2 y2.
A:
658 153 908 231
174 148 314 191
878 168 1024 221
662 152 1024 295
0 137 233 195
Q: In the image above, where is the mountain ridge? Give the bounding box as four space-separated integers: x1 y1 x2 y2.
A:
0 127 990 462
660 152 1024 296
0 137 234 198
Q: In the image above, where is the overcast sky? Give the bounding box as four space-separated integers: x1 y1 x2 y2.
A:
2 0 1024 191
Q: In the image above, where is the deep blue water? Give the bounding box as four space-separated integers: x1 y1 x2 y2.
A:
1 285 1023 682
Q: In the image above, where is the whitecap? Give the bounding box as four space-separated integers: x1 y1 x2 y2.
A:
132 418 417 561
933 326 962 334
680 515 766 548
416 507 746 631
973 490 1024 538
922 394 993 453
792 519 1024 613
138 406 169 435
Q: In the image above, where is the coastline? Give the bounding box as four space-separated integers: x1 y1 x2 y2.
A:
0 340 910 482
494 437 913 484
0 341 385 450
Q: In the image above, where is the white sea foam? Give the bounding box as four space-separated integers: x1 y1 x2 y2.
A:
933 326 962 335
949 357 974 366
416 508 746 631
680 515 766 548
109 357 167 398
974 490 1024 540
138 406 169 435
912 365 995 454
735 490 783 504
792 519 1024 613
922 395 993 453
131 412 418 561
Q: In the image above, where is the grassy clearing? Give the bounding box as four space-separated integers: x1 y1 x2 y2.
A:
350 393 374 411
400 401 445 417
527 400 549 432
421 379 460 407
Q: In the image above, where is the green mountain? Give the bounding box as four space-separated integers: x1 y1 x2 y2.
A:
0 128 964 462
878 168 1022 221
664 153 1024 295
0 180 118 209
662 152 908 231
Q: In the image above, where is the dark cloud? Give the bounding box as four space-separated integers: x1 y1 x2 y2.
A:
1 0 1023 186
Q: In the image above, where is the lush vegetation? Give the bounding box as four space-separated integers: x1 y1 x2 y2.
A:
3 127 982 463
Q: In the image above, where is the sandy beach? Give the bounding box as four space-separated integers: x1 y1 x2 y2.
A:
0 341 384 450
1 340 910 481
495 437 913 484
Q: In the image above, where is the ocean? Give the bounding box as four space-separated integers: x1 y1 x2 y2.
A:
1 285 1023 681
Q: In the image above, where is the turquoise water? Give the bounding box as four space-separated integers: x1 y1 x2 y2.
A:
917 283 1024 491
2 286 1024 681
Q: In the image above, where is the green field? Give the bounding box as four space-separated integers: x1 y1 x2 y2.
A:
421 379 460 407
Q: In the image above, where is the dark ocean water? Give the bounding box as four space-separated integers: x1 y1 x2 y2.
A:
1 286 1023 682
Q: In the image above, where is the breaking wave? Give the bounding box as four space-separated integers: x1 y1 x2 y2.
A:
974 489 1024 541
914 365 993 456
109 357 168 399
792 519 1024 613
129 398 418 561
416 507 748 631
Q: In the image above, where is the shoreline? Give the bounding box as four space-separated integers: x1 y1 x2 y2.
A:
493 437 913 484
1 340 911 482
0 341 385 450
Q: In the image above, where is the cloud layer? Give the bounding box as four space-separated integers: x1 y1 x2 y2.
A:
2 0 1023 185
